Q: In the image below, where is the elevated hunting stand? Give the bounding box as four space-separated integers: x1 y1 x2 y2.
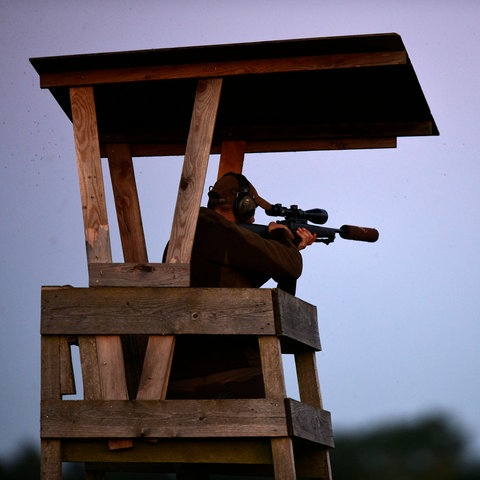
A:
31 33 437 479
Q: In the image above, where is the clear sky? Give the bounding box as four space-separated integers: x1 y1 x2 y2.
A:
1 0 479 461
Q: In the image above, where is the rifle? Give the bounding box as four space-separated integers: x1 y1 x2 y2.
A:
242 204 379 245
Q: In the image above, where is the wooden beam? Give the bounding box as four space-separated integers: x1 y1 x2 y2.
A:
113 136 397 158
88 263 190 287
41 399 288 438
40 51 407 88
137 78 222 401
294 350 333 479
70 87 111 263
41 287 277 336
106 143 148 263
70 87 130 450
62 438 274 465
274 289 320 351
218 140 245 178
285 399 333 447
258 336 296 479
59 337 76 396
166 77 223 263
106 143 150 399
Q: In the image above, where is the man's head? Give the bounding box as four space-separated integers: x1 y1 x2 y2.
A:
207 172 271 222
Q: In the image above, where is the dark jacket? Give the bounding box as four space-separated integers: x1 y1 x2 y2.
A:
168 207 303 399
190 207 302 288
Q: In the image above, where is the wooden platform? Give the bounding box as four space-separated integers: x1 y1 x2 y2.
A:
41 287 333 479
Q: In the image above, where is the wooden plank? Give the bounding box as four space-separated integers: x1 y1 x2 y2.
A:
62 438 273 464
285 399 334 447
294 441 332 480
165 77 223 264
41 336 61 401
96 336 129 400
271 437 296 480
258 336 287 400
295 350 323 407
88 263 190 287
136 335 175 400
60 337 76 396
106 143 148 263
242 136 398 153
218 140 245 178
137 77 222 402
274 289 321 351
41 439 62 480
78 336 102 400
116 136 397 158
70 87 129 450
41 287 276 335
258 336 296 478
40 51 407 88
70 87 112 264
41 399 288 438
294 350 333 479
106 143 150 399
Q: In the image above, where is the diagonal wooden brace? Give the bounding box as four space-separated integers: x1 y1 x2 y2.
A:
136 77 223 401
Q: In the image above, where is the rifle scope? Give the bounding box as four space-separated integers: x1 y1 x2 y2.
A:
266 204 328 225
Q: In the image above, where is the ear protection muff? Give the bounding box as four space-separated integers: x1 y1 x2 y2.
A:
228 173 257 221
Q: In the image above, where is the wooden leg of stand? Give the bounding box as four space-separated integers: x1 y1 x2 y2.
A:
258 336 296 480
136 335 176 400
41 439 62 480
295 350 333 480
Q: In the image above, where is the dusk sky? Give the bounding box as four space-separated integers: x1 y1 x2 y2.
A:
1 0 479 461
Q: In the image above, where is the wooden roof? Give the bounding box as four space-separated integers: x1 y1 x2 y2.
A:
30 33 438 157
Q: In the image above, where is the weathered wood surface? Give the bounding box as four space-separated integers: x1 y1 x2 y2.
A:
59 337 76 395
41 336 61 400
106 143 148 263
295 350 323 407
165 78 223 264
41 439 62 480
78 336 102 399
88 262 190 287
40 50 407 88
136 335 175 400
258 336 296 479
106 143 152 399
113 136 397 157
62 438 273 464
285 399 334 447
274 289 320 351
63 438 331 479
41 287 276 335
70 86 130 452
70 87 112 264
294 349 333 478
41 399 288 438
134 78 223 403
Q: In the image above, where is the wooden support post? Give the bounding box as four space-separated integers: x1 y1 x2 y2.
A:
137 77 223 401
218 140 246 178
106 143 148 263
59 336 76 396
70 87 130 450
259 336 296 480
107 143 149 398
41 336 62 480
295 351 333 480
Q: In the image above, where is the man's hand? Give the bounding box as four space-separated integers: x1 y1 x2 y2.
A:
296 227 316 250
268 222 294 238
268 223 316 250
